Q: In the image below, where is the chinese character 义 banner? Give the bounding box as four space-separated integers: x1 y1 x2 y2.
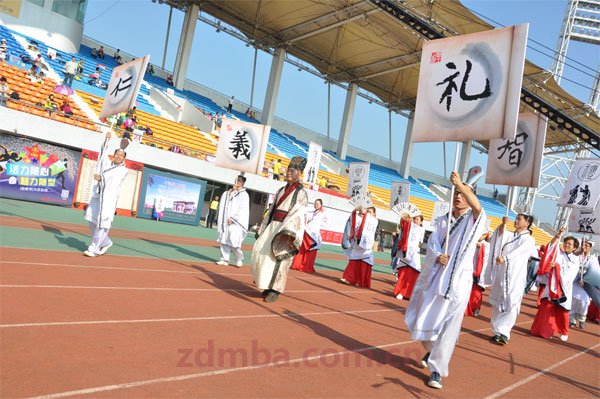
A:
486 113 547 188
412 24 528 143
215 118 270 175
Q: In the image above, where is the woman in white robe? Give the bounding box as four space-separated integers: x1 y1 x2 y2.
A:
291 199 326 273
216 175 250 267
392 214 425 300
487 214 537 345
570 240 598 328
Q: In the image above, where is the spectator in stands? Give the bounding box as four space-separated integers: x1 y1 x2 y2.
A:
0 77 9 107
114 49 123 65
37 71 46 84
91 47 98 58
206 196 219 229
60 99 73 117
77 59 84 75
26 66 39 83
98 46 105 59
0 39 8 63
43 94 57 116
272 159 282 180
63 56 78 87
227 96 234 113
89 67 101 86
147 65 155 76
144 126 153 136
319 176 328 188
126 107 137 119
493 188 499 200
245 107 251 116
166 74 174 86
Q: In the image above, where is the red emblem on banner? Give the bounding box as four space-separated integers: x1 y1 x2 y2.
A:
430 51 442 64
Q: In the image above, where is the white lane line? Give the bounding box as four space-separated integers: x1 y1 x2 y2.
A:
29 322 532 399
0 261 357 281
484 342 600 399
1 308 396 328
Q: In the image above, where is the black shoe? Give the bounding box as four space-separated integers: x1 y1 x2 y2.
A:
262 289 270 298
490 334 501 343
579 321 586 329
498 335 509 345
428 372 442 389
473 309 480 317
420 352 430 369
570 321 576 328
264 291 280 303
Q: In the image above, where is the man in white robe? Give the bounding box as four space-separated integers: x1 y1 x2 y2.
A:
251 156 308 303
216 175 250 267
405 170 486 389
487 214 537 345
84 132 129 257
570 241 598 329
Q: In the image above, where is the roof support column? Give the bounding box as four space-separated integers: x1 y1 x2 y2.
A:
399 111 414 179
173 3 199 90
458 140 472 178
336 83 358 160
260 47 286 126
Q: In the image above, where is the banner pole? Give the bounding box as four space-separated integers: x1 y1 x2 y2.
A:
506 186 513 217
444 142 461 254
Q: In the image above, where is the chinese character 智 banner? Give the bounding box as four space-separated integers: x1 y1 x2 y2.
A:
215 118 270 175
559 158 600 211
486 112 547 188
303 142 323 185
346 162 370 198
412 24 528 143
568 207 600 236
99 55 150 119
390 181 410 208
0 134 81 206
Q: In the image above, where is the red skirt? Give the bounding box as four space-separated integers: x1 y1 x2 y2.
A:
587 301 600 323
342 259 372 288
465 283 484 316
393 266 419 299
531 298 570 339
291 233 318 273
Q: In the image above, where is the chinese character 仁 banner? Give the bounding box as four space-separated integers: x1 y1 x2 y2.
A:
99 55 150 119
412 24 528 143
558 158 600 211
214 118 270 175
486 112 547 188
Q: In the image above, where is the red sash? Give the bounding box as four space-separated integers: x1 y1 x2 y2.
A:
397 219 411 252
350 210 368 242
547 263 564 301
473 242 486 277
537 242 559 276
275 181 300 210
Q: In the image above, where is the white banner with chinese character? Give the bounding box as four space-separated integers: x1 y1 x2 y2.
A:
568 206 600 236
99 55 150 119
346 162 370 198
214 118 270 175
390 181 410 208
431 200 450 223
303 142 323 186
559 158 600 211
486 112 547 188
412 24 528 143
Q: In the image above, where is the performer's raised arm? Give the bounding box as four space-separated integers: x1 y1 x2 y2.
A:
450 170 482 219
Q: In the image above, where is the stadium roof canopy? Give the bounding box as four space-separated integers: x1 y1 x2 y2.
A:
168 0 599 151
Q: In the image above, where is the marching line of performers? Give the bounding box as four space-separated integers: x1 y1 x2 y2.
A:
83 140 599 391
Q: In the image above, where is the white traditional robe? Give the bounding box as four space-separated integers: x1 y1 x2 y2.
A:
571 254 598 320
405 208 486 378
84 144 128 230
539 249 579 310
251 183 308 293
488 229 537 339
474 240 491 288
341 212 378 265
305 209 327 250
393 223 425 272
217 188 250 249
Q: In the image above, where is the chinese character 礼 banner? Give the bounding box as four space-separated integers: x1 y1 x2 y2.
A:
485 113 547 188
412 24 528 143
558 158 600 211
346 162 370 198
214 118 270 175
99 55 150 119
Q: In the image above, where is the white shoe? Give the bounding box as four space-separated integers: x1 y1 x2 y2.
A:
215 260 229 266
235 260 243 268
395 294 403 300
560 335 569 342
97 242 113 255
83 250 96 257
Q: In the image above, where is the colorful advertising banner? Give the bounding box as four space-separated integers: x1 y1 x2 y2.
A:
0 134 81 206
137 167 206 225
